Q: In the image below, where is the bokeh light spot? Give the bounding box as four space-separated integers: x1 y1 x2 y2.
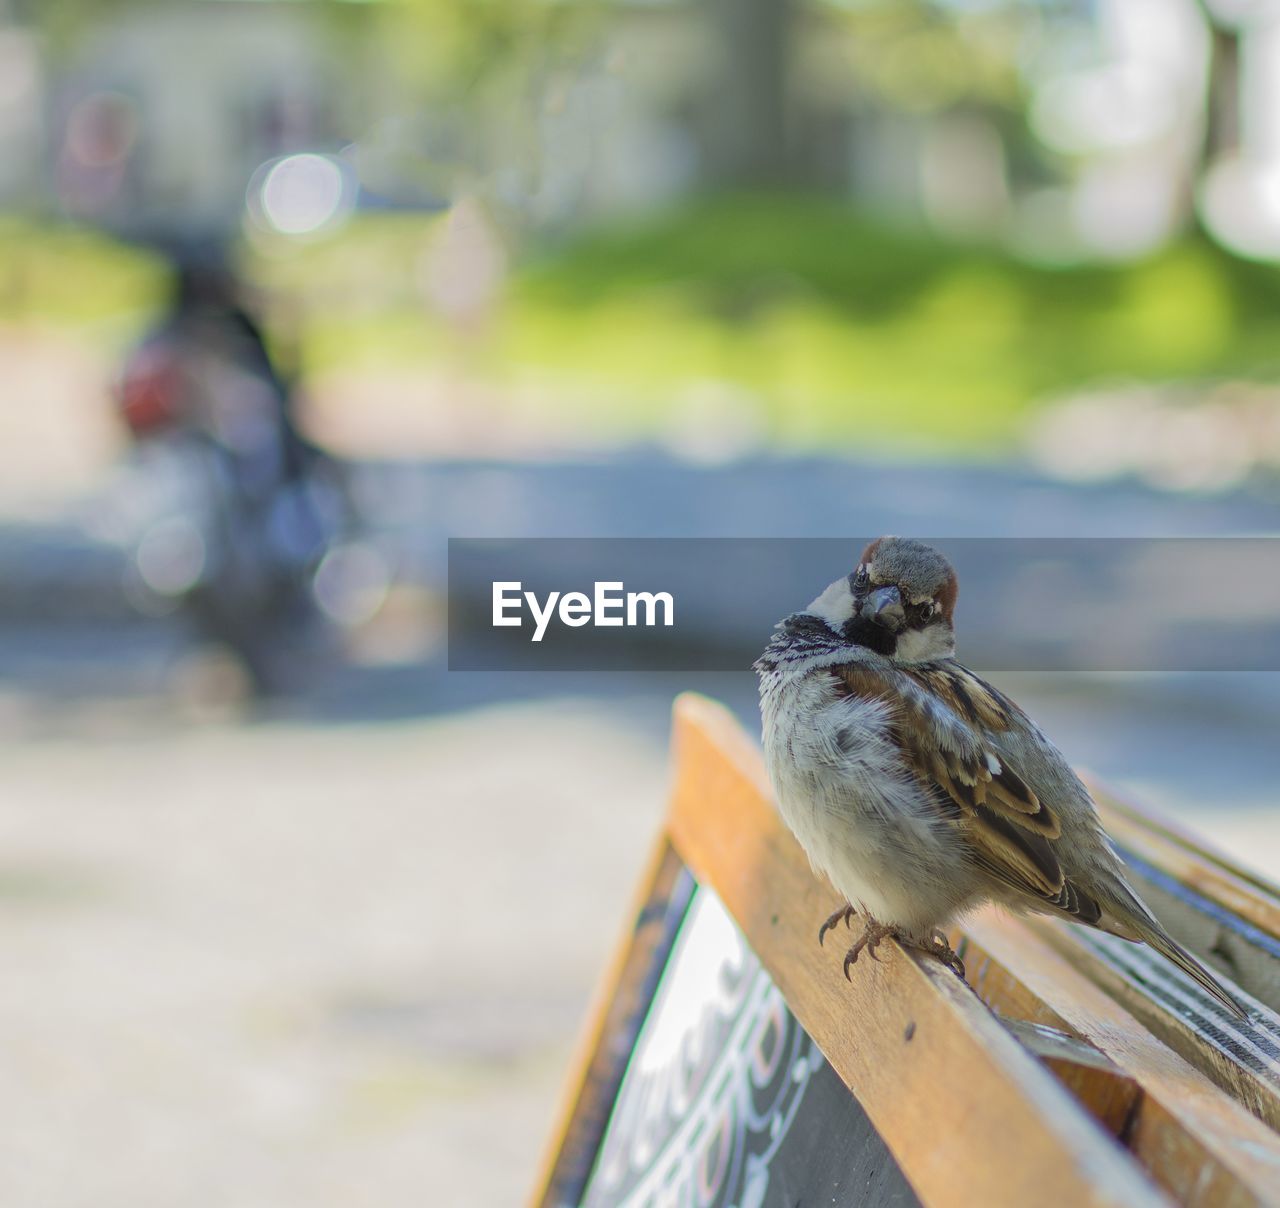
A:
256 153 352 237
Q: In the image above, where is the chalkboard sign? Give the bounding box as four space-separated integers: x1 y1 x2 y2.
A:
578 879 919 1208
532 695 1280 1208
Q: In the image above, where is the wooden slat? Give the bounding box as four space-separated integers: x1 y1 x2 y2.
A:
1100 800 1280 940
959 910 1280 1207
1089 784 1280 1012
1046 782 1280 1134
1031 922 1280 1133
666 693 1164 1208
1092 784 1280 912
948 936 1140 1136
530 835 692 1208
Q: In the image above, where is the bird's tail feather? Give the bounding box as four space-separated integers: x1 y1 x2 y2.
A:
1103 894 1251 1021
1134 922 1249 1020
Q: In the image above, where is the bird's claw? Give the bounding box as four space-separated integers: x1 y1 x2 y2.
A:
819 904 857 947
927 929 967 979
841 917 899 979
839 920 967 982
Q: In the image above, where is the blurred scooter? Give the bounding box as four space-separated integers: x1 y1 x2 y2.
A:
114 246 365 694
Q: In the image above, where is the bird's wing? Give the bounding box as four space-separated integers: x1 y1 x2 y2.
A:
833 659 1102 923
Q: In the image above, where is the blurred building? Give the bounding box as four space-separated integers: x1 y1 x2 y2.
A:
39 2 342 239
2 0 1280 262
0 20 43 207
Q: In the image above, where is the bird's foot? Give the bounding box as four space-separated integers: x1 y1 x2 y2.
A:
818 903 857 947
840 921 968 981
924 929 967 980
842 917 903 980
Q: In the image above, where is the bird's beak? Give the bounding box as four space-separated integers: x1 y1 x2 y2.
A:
865 585 905 632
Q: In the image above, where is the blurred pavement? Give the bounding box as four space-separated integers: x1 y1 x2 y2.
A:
0 699 670 1207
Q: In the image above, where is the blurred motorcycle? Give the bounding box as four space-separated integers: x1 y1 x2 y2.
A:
113 249 375 694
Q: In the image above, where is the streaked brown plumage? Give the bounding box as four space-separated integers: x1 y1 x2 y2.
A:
756 536 1249 1019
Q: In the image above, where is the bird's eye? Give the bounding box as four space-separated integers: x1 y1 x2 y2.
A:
919 602 935 621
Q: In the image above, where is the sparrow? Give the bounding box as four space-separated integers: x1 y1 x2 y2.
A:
754 536 1248 1019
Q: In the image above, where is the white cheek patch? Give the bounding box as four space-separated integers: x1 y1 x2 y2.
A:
807 578 855 624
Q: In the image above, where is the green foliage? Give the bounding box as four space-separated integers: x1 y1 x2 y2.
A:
8 196 1280 456
0 216 166 334
508 195 1280 451
834 0 1027 114
19 0 152 56
375 0 603 105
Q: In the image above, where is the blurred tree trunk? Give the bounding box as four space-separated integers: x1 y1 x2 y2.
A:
1203 21 1240 164
701 0 801 188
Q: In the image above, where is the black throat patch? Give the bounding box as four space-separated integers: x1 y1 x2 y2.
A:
841 613 897 656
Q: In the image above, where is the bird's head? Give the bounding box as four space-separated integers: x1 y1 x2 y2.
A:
807 536 958 663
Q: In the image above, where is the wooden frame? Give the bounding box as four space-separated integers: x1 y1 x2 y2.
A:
530 835 694 1208
532 693 1280 1207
